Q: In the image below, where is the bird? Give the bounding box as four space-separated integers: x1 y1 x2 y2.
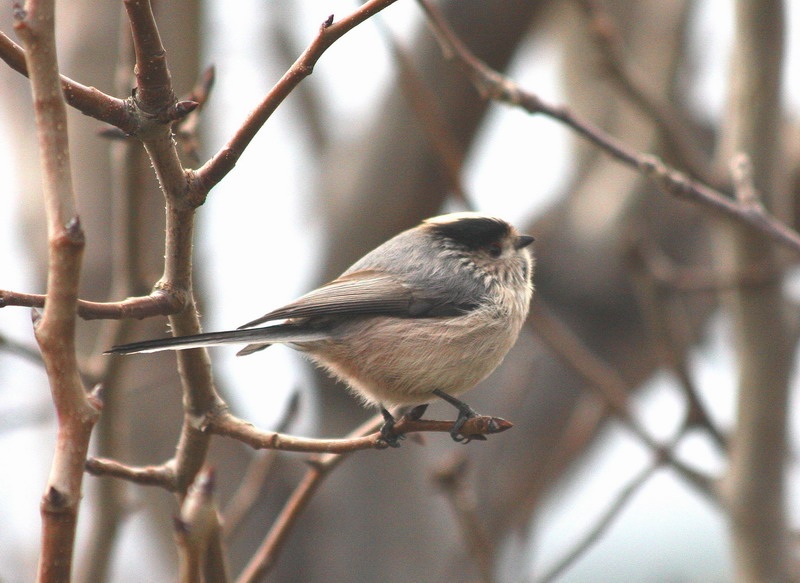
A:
107 212 535 445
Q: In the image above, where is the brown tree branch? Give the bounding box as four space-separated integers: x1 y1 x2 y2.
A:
195 0 401 192
0 289 186 320
234 417 381 583
85 458 176 490
0 31 134 132
113 0 224 503
209 409 512 455
175 469 229 583
417 0 800 257
85 409 512 492
535 462 660 582
717 2 792 580
432 455 495 583
13 2 102 581
124 0 176 115
575 0 718 186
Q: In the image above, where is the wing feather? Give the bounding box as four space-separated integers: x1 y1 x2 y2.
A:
239 270 475 329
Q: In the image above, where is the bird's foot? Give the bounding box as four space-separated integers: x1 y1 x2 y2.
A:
432 389 487 443
379 408 404 448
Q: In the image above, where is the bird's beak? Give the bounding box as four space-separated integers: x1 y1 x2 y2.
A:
515 235 535 249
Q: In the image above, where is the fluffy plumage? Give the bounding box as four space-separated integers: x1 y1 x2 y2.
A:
107 212 535 443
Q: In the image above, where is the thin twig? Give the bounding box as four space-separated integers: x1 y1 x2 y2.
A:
222 393 301 539
0 289 186 320
0 31 134 132
575 0 718 186
534 463 659 583
85 457 176 489
416 0 800 257
195 0 401 192
432 454 495 583
530 302 715 501
235 417 381 583
116 0 224 501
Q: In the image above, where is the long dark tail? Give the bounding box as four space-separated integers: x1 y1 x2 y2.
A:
106 327 330 355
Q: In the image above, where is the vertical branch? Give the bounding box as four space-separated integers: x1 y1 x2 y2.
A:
175 469 229 583
716 1 792 581
13 1 101 582
120 0 224 500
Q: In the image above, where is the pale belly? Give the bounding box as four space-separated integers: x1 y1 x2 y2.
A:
298 311 524 407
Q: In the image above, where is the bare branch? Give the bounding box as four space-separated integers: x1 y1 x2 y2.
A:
417 0 800 257
535 463 659 583
13 1 101 580
208 409 512 455
123 0 177 115
235 417 381 583
175 469 229 583
195 0 401 191
0 31 134 132
0 289 186 320
432 455 495 583
85 457 176 490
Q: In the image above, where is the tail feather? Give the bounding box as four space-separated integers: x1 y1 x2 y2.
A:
106 327 331 355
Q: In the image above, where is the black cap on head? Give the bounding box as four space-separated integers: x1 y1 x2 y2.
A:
425 214 512 249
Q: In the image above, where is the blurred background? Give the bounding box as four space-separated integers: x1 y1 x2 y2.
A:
1 0 800 581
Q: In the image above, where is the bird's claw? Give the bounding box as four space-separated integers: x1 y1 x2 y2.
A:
379 407 404 448
450 408 481 443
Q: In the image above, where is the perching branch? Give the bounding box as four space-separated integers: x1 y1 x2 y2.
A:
208 409 512 454
85 408 512 491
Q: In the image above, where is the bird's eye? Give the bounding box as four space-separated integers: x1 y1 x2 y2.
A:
487 242 502 258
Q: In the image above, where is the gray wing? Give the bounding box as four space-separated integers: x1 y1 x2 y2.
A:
239 269 476 330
